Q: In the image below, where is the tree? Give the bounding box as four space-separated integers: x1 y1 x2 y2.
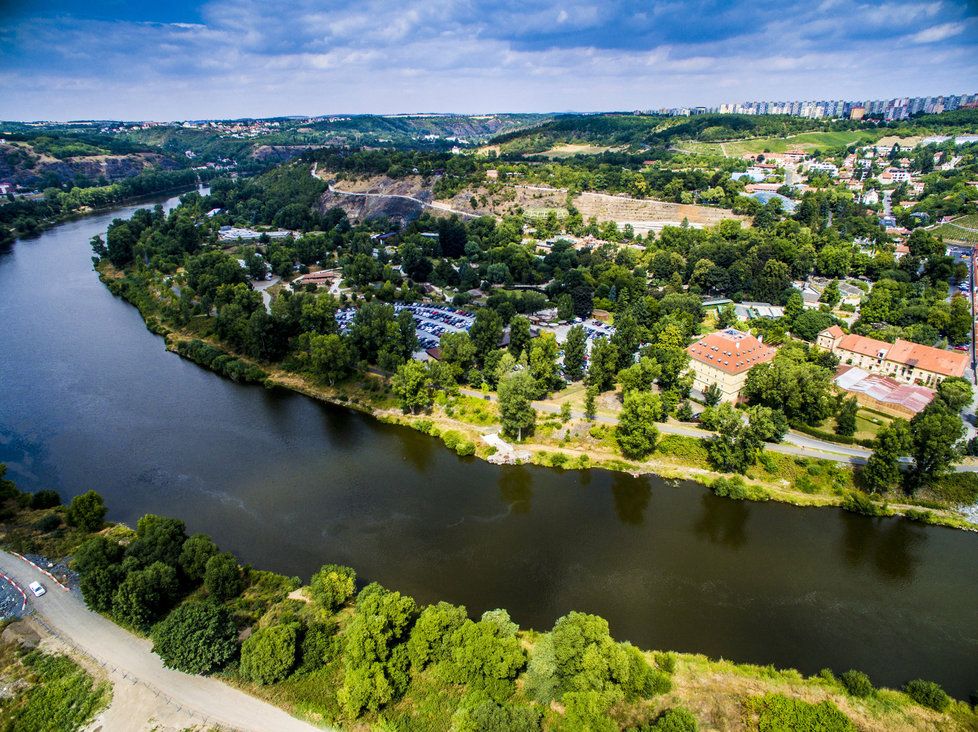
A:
744 356 833 425
563 326 587 382
445 614 526 701
616 392 661 459
112 561 178 630
937 376 973 412
498 371 537 442
784 291 804 324
241 623 299 685
746 405 788 443
904 679 950 712
791 310 836 342
408 601 468 671
66 490 106 532
947 295 971 345
204 552 243 601
703 383 722 407
440 331 477 380
836 397 858 437
586 338 618 392
179 534 219 584
822 279 841 308
908 403 964 490
557 294 575 322
861 419 912 494
508 315 531 358
701 403 763 473
309 564 356 612
125 514 187 569
584 387 597 421
29 489 60 509
391 360 434 413
151 600 237 674
617 357 659 396
308 333 355 385
470 308 504 364
529 332 562 396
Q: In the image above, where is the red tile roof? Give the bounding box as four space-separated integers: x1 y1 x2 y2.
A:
687 329 776 375
833 334 968 378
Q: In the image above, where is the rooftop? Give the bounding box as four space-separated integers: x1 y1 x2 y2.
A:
687 328 776 375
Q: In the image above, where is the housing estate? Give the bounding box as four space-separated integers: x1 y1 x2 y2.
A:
686 328 776 402
816 326 968 386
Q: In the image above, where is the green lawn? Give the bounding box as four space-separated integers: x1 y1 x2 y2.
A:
682 130 879 157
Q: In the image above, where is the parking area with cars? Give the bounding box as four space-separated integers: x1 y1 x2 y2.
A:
336 303 476 352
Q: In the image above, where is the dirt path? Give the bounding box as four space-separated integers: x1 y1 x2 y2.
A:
0 551 324 732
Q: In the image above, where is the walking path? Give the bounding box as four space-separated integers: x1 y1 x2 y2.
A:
0 551 323 732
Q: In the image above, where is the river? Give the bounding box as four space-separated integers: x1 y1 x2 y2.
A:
1 193 976 697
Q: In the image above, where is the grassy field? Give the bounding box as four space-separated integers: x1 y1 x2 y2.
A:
683 130 880 157
933 214 978 245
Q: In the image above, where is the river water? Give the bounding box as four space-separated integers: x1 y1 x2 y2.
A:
1 194 976 696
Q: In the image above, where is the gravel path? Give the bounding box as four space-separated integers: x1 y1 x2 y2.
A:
0 550 325 732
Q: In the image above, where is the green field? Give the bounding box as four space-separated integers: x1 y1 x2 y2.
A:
682 130 880 157
933 214 978 244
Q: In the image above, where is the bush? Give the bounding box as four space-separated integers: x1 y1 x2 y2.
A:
712 476 749 500
33 513 62 533
644 707 698 732
840 669 874 697
745 694 855 731
151 600 238 674
309 564 356 612
240 623 299 685
455 440 476 457
29 489 61 509
204 552 244 601
66 490 106 532
904 679 951 712
654 652 676 674
841 491 890 517
2 651 108 732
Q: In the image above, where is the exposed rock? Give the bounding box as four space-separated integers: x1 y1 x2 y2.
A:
2 621 40 649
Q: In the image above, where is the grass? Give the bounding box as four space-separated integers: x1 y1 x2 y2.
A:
683 130 879 157
0 644 110 732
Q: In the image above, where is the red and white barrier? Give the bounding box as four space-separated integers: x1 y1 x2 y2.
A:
11 553 70 591
0 571 28 614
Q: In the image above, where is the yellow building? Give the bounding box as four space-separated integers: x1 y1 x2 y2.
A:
686 329 777 402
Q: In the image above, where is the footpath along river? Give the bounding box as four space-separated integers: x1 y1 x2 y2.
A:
1 193 976 697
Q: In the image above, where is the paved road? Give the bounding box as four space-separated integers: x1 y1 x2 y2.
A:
0 551 323 732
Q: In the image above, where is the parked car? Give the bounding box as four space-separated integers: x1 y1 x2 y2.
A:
28 581 45 597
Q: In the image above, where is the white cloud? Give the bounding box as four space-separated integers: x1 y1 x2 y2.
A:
910 21 966 42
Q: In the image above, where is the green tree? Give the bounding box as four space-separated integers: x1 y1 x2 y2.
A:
204 552 243 602
701 403 763 473
241 623 299 685
586 338 618 392
746 405 788 443
563 325 587 382
822 280 842 308
529 332 563 395
391 360 434 413
308 333 355 385
508 315 531 357
470 308 504 364
179 534 219 584
66 490 106 532
904 679 950 712
309 564 356 612
617 357 659 395
151 600 237 674
861 419 912 494
498 371 537 442
112 561 179 630
584 386 597 421
557 294 575 322
716 303 737 329
784 291 804 325
445 613 526 702
407 601 468 671
908 403 964 490
125 514 187 569
836 397 859 437
744 355 833 425
616 392 661 459
947 295 972 345
703 383 722 407
937 376 973 412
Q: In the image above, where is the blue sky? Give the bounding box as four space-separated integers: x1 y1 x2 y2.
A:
1 0 977 120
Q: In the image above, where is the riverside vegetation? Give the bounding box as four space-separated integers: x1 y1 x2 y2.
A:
1 465 976 731
87 146 978 529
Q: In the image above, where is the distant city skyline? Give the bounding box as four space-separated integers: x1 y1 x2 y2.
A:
1 0 977 120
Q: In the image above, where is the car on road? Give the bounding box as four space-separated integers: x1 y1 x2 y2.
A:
28 581 45 597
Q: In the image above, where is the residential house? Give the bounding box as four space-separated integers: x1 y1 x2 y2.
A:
686 328 777 402
816 328 968 386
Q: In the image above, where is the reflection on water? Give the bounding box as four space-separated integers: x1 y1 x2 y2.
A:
1 195 977 697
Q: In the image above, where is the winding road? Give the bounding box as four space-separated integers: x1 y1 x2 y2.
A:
0 551 323 732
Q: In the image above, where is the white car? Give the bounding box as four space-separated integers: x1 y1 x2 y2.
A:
28 581 45 597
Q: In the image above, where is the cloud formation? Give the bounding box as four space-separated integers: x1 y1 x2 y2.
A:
0 0 976 120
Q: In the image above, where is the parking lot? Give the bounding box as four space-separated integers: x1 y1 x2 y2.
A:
335 303 476 352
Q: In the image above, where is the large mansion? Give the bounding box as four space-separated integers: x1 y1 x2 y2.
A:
816 326 968 387
686 329 777 402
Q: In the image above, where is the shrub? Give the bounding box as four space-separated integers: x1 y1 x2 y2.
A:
840 669 874 697
204 552 244 601
654 652 677 674
29 489 61 509
644 707 698 731
33 513 62 533
66 490 106 532
3 651 108 732
151 600 238 674
309 564 356 612
745 694 855 731
841 491 890 517
904 679 951 712
240 623 299 685
455 440 476 456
